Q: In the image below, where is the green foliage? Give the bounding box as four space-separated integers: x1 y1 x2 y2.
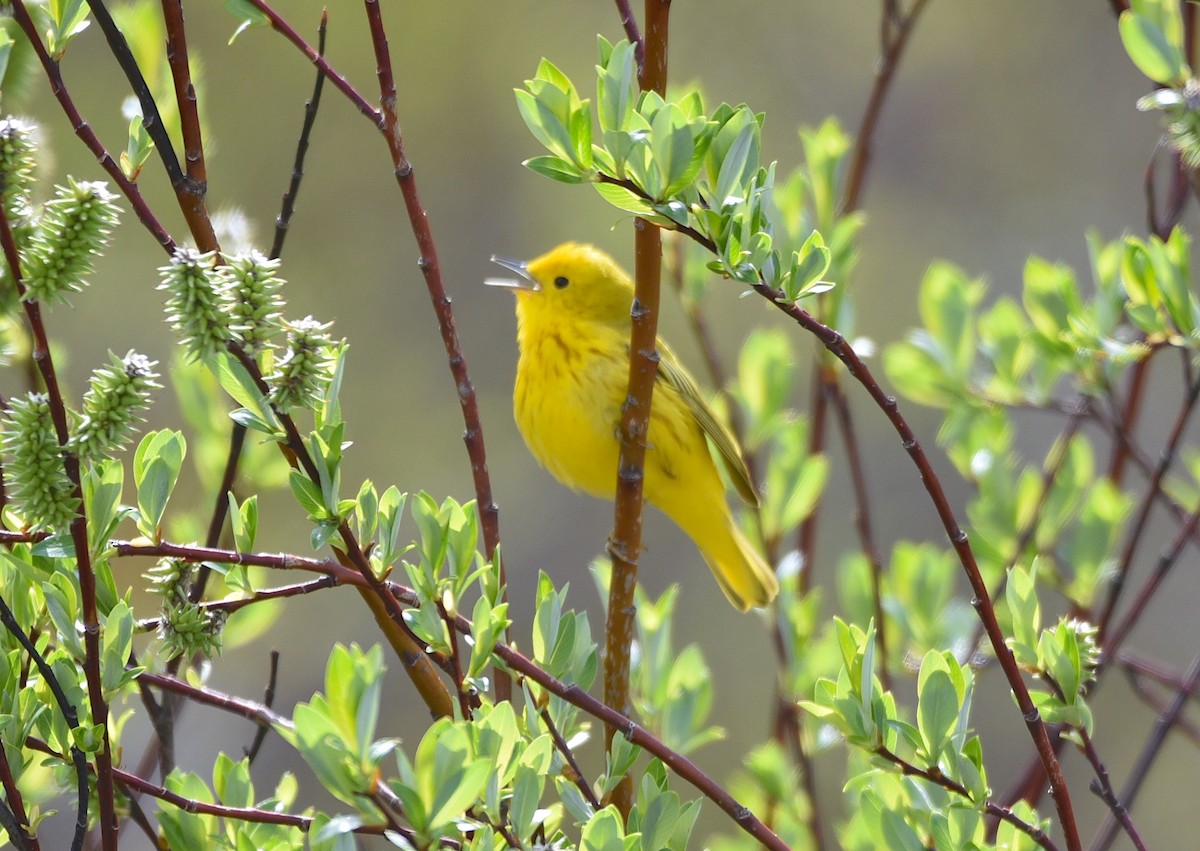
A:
133 429 186 541
147 557 225 659
518 39 843 302
220 250 287 354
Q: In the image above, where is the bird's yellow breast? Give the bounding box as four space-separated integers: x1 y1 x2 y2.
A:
513 311 707 503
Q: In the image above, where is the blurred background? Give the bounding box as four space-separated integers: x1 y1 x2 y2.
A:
12 1 1195 848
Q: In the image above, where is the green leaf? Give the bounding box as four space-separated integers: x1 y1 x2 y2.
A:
1006 564 1040 668
100 600 135 695
133 430 186 540
916 666 959 762
596 38 637 133
593 180 656 216
288 470 326 521
228 493 257 553
581 806 628 851
713 120 757 207
223 0 269 45
522 155 589 184
1119 9 1188 84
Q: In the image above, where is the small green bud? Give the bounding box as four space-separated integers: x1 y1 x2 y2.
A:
147 557 225 659
158 248 229 361
266 315 336 411
0 117 38 220
219 250 286 354
22 178 121 305
2 392 77 531
72 350 160 463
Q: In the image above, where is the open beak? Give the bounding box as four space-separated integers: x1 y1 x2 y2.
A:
485 255 540 292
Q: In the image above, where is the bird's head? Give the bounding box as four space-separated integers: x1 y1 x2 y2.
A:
486 242 634 327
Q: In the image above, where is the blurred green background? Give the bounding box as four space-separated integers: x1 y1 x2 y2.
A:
12 1 1195 848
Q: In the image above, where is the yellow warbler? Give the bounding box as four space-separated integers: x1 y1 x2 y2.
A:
487 242 778 610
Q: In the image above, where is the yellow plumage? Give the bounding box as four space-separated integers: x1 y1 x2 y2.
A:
488 242 778 611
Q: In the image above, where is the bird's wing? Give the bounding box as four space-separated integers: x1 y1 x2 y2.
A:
656 351 759 507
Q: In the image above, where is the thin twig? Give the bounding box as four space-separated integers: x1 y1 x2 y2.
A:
1096 371 1200 645
271 10 329 260
540 707 602 810
0 735 37 851
23 735 394 839
160 0 208 187
795 367 830 595
829 378 890 691
613 0 645 71
1078 730 1148 851
0 798 32 851
244 651 280 763
842 0 932 214
1091 650 1200 850
360 0 508 698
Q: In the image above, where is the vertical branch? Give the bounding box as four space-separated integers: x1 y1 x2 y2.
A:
160 0 208 188
843 0 931 214
360 0 509 700
81 0 218 250
0 205 118 849
604 0 670 821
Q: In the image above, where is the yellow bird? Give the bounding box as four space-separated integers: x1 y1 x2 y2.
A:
487 242 778 611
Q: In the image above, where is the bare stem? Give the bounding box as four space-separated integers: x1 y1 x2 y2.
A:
1091 649 1200 850
603 0 671 820
360 0 508 699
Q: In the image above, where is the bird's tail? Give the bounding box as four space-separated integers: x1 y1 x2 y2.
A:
696 517 779 612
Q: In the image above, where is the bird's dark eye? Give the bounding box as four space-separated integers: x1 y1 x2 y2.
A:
554 276 570 289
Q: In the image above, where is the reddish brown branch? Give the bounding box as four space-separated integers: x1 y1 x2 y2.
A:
1092 650 1200 850
842 0 932 213
82 0 217 250
0 194 118 851
360 0 507 699
1096 372 1200 646
160 0 208 187
603 0 671 820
